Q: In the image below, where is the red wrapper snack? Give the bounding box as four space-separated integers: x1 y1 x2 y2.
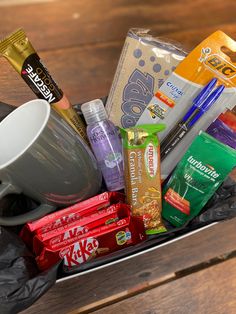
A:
21 192 125 248
219 110 236 132
33 203 126 256
36 211 145 271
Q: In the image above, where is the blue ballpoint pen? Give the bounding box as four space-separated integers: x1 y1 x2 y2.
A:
160 81 225 160
181 78 217 121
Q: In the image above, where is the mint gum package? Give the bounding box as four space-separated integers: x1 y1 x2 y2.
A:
135 31 236 180
162 131 236 227
106 28 186 128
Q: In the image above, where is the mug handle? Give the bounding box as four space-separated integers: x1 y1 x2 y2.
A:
0 181 56 226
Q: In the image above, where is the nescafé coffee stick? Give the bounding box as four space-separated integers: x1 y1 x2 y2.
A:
0 29 87 142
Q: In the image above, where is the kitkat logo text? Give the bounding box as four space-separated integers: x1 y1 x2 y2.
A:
61 238 99 267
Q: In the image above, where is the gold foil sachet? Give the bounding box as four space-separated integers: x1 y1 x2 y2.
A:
0 29 87 143
120 124 167 235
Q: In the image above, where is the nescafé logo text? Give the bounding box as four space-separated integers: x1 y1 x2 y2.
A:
205 54 236 78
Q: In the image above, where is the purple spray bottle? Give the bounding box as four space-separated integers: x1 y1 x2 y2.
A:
81 99 124 191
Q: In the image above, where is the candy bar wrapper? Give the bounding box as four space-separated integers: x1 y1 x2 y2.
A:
33 203 126 256
120 124 167 235
36 214 145 271
206 118 236 150
20 191 125 247
219 110 236 132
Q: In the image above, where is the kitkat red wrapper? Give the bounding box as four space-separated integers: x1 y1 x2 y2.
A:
20 191 125 248
36 208 145 271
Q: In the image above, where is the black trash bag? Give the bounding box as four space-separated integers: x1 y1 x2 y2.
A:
0 226 59 314
192 175 236 225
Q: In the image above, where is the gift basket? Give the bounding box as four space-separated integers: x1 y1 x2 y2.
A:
0 28 236 313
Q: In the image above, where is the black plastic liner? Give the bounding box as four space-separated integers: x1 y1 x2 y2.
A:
0 226 59 314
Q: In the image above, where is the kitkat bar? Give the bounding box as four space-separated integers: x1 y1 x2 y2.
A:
36 215 146 271
20 191 125 247
33 203 126 256
31 192 124 232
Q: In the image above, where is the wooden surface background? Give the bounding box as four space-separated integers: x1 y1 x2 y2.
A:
0 0 236 107
0 0 236 313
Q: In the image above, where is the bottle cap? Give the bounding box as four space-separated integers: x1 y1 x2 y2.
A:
81 99 108 125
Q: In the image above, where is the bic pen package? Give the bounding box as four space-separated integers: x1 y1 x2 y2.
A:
160 78 225 160
0 29 87 142
139 31 236 180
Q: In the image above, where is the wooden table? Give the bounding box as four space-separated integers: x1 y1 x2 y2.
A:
1 0 236 313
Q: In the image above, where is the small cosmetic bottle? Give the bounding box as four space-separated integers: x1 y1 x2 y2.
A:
81 99 124 191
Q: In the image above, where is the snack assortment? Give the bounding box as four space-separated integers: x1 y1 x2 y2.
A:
0 28 235 274
22 195 145 271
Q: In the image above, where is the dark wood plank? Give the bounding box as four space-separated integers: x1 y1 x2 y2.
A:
0 0 54 5
0 0 235 52
0 41 122 106
22 218 236 314
2 22 236 107
92 257 236 314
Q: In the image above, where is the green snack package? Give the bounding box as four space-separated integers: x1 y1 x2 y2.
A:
162 131 236 227
120 124 166 235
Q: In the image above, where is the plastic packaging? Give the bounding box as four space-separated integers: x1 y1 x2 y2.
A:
206 118 236 149
33 204 121 256
136 31 236 179
36 204 145 271
0 226 58 314
81 99 125 191
0 29 87 142
120 124 166 234
160 79 225 160
106 28 186 128
219 110 236 131
21 191 125 248
162 132 236 227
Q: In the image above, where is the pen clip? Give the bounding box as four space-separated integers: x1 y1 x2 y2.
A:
200 85 225 111
188 85 225 127
183 78 217 122
193 78 218 105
